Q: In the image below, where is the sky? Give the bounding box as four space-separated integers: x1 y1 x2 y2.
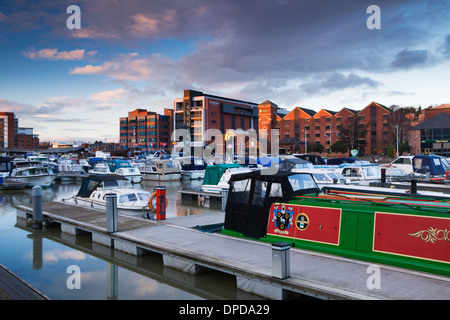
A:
1 0 450 143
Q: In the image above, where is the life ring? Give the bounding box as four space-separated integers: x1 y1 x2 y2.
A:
148 192 168 213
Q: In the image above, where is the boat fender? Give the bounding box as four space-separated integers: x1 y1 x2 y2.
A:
148 192 168 213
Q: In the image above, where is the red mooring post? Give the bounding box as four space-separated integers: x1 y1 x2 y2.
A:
155 186 166 220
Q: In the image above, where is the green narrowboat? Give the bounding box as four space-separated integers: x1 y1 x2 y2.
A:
221 169 450 277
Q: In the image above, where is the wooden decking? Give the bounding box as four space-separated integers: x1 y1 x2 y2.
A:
0 265 48 300
12 201 450 300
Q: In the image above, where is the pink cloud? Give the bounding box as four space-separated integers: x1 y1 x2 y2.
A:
23 48 97 61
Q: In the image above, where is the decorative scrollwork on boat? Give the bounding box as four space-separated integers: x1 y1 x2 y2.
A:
408 227 450 244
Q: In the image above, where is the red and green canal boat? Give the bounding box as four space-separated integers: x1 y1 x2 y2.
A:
221 170 450 277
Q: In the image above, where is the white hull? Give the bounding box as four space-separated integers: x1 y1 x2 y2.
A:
181 170 205 180
123 174 142 183
142 172 181 181
69 197 153 219
6 174 55 187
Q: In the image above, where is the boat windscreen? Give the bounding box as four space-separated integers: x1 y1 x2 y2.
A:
104 179 132 189
288 174 320 194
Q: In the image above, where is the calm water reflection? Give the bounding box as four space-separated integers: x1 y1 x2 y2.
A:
0 179 263 300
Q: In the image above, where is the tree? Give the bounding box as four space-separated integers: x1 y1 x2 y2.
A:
308 142 325 153
337 116 368 152
388 105 417 155
331 140 347 153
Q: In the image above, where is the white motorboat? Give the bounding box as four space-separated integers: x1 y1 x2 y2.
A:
280 158 347 185
141 159 181 181
65 174 153 219
179 157 206 180
57 158 85 181
201 164 252 194
338 164 382 185
108 159 142 183
88 162 112 174
7 160 56 187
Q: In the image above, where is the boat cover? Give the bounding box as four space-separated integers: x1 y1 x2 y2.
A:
202 163 242 185
412 155 446 176
279 158 311 171
76 174 128 197
224 170 320 238
326 157 358 165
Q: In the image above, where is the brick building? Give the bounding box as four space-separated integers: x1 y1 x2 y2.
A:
0 112 18 149
411 104 450 156
119 108 173 154
357 102 392 156
17 127 39 149
256 101 394 156
173 90 259 154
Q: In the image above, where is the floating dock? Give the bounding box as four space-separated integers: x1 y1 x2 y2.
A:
13 201 450 300
0 264 48 300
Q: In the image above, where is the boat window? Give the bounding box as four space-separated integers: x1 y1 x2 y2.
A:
413 158 423 169
137 193 150 202
393 158 404 164
166 161 177 168
288 174 317 191
328 172 341 180
365 167 378 177
127 194 138 202
252 180 268 206
342 168 361 177
0 162 9 171
229 178 251 204
269 182 283 197
294 163 314 169
119 193 138 202
313 173 329 182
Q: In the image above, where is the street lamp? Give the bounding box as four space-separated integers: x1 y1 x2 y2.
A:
395 125 399 157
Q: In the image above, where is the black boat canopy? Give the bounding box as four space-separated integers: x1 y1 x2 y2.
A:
225 169 320 239
77 174 129 197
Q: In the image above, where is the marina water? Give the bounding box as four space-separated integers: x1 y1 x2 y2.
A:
0 179 264 300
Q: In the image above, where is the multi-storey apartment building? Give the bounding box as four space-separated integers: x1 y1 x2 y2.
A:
119 108 173 154
173 90 259 154
258 101 393 156
0 112 18 149
17 127 39 149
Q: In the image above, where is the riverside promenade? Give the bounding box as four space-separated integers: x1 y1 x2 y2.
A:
12 201 450 300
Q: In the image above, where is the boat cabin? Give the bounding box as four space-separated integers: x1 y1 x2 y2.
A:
412 155 446 177
224 170 320 239
0 157 13 178
77 174 132 197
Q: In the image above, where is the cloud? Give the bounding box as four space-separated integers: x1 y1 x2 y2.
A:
390 49 430 69
439 34 450 57
70 53 177 82
90 88 128 102
23 48 97 61
300 73 380 95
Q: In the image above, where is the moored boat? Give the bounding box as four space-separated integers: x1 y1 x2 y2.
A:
141 159 181 181
64 174 153 219
6 160 56 187
179 157 207 180
222 169 450 277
